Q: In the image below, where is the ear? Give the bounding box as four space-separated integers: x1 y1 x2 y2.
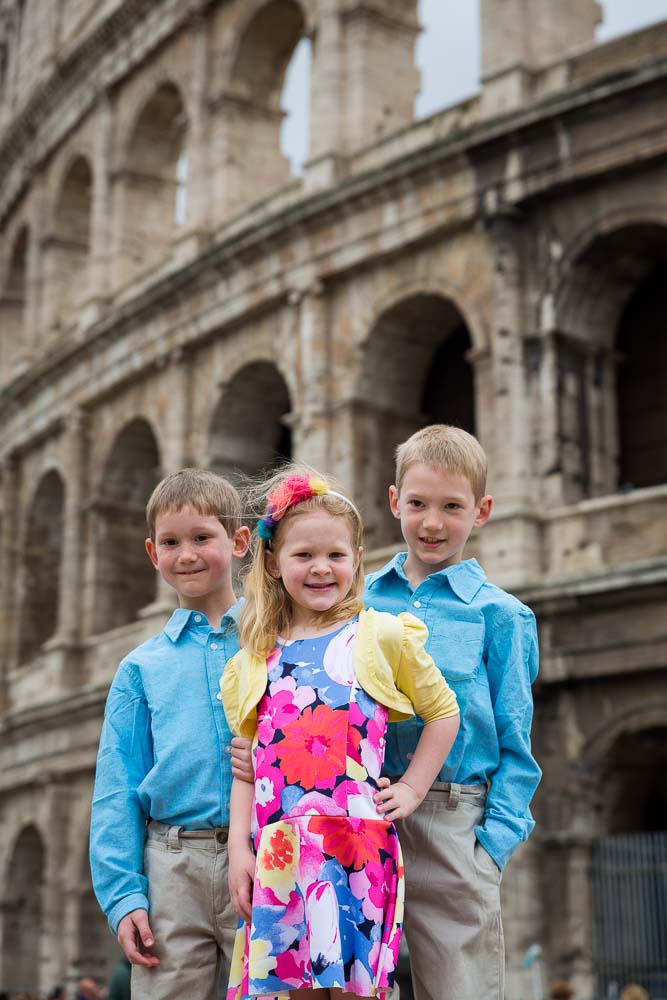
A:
233 525 251 559
474 494 493 528
145 538 159 570
265 548 281 580
388 485 401 519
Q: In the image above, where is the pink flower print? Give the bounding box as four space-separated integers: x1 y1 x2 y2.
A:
276 705 347 789
258 688 300 745
307 816 388 870
271 674 317 712
254 764 285 827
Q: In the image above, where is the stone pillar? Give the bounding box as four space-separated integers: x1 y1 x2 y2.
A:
307 1 419 185
0 453 20 710
83 93 114 322
44 409 87 687
181 11 209 239
290 281 331 468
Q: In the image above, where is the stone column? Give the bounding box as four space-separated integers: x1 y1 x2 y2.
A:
484 213 541 583
83 93 114 322
290 281 331 468
0 453 20 710
44 409 87 687
180 11 209 239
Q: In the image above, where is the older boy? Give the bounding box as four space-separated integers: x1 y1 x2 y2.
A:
90 469 252 1000
365 425 541 1000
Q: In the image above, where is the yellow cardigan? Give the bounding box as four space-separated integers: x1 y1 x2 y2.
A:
221 608 459 739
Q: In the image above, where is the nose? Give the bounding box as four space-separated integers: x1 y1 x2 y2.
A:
178 541 197 562
310 556 330 575
422 508 443 530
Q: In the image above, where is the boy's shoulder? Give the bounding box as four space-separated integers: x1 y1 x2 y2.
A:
475 577 535 622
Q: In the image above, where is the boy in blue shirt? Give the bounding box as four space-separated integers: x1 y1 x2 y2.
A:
90 469 252 1000
365 425 541 1000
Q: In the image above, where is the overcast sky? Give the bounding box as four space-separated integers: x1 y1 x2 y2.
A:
281 0 667 172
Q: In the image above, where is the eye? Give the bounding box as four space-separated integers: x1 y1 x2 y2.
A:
407 499 424 509
195 533 211 542
445 503 461 511
161 537 178 546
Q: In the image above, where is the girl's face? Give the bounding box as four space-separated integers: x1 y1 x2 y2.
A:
267 509 362 628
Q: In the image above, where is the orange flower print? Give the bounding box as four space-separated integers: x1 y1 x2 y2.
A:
308 816 389 870
276 704 347 789
261 827 294 871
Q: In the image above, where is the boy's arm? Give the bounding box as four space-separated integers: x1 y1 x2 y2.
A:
477 607 542 869
89 662 154 938
228 776 255 922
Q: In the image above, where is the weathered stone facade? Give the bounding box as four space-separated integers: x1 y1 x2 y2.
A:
1 1 666 996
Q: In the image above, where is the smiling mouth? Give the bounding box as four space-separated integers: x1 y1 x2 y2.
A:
421 537 445 545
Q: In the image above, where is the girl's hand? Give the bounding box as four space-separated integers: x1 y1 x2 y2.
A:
229 841 255 922
373 776 422 820
230 736 254 783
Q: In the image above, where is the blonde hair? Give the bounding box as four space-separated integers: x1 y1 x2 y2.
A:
620 987 651 1000
395 424 487 500
146 468 243 541
239 464 364 657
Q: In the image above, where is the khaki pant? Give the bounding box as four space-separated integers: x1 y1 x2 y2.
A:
131 821 238 1000
395 782 503 1000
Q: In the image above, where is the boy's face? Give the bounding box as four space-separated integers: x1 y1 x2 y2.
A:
389 462 492 580
145 504 250 614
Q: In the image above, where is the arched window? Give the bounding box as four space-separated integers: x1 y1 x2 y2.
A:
117 83 187 284
92 419 161 632
616 264 667 490
3 825 44 993
208 361 292 483
47 155 92 328
360 293 476 549
18 470 65 663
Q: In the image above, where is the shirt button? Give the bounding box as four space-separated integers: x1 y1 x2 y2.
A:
413 600 422 608
194 614 202 622
210 642 218 650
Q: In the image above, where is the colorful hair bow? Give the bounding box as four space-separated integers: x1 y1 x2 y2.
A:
257 474 346 540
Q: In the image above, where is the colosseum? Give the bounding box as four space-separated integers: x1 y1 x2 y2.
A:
1 0 666 996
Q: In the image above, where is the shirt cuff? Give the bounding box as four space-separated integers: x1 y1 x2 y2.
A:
108 892 150 936
475 814 535 871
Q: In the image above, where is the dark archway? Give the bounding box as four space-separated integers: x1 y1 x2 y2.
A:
3 825 44 992
92 419 161 632
360 294 475 549
18 470 65 663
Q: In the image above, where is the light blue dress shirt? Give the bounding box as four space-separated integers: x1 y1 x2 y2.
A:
364 556 541 870
89 605 241 933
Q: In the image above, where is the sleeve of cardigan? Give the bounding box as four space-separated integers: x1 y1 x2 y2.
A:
393 612 459 722
220 653 242 736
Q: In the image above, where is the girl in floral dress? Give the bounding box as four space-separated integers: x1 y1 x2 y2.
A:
222 466 459 1000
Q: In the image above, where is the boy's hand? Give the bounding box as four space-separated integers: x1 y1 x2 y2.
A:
373 776 422 820
230 736 254 783
117 909 160 967
229 842 255 923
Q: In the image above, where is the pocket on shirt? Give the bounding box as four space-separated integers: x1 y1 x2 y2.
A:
428 620 484 682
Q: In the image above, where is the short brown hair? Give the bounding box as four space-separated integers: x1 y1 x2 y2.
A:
146 468 243 540
395 424 487 500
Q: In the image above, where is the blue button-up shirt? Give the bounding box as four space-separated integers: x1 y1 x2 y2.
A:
364 556 541 870
89 606 241 933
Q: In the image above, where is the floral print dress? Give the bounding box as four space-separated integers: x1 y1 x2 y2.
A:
226 618 404 1000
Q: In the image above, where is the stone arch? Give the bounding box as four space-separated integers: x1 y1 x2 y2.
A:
207 360 292 484
210 0 307 213
46 154 93 328
551 220 667 499
117 81 188 284
356 291 478 549
18 468 65 664
2 824 45 993
584 712 667 998
91 418 161 633
0 224 29 383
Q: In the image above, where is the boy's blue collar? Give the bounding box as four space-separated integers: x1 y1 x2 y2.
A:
370 553 486 604
163 599 243 642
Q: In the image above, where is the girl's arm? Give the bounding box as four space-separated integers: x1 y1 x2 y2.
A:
228 776 255 922
374 713 460 820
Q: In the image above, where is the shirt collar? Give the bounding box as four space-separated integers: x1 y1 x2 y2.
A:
163 600 243 642
370 552 486 605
